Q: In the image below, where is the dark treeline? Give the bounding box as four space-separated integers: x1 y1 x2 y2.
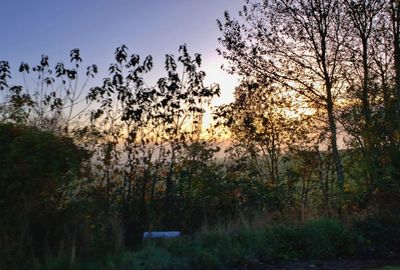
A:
0 0 400 269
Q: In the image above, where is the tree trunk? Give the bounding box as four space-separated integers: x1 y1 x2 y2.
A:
326 93 345 190
361 39 372 129
392 0 400 127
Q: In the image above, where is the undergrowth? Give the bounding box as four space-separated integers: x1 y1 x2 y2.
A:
35 217 400 270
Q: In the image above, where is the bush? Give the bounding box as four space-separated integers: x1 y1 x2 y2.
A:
0 123 87 269
353 217 400 256
300 219 352 259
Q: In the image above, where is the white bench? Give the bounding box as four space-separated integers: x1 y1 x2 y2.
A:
143 231 181 239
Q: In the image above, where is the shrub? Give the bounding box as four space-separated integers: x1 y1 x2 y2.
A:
300 219 351 259
0 123 87 269
353 217 400 256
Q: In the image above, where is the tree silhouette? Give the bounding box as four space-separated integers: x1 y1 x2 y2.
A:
0 50 97 132
218 0 347 191
86 44 220 247
0 123 87 268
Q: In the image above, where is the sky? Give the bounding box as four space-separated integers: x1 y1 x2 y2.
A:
0 0 243 106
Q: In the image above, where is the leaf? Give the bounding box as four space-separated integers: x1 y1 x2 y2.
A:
70 48 82 63
19 62 30 73
115 45 128 63
41 55 49 67
194 53 202 66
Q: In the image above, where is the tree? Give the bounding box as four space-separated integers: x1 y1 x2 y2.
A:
390 0 400 121
218 0 348 192
0 123 87 269
86 44 220 247
0 50 97 132
339 0 400 207
340 0 385 201
215 79 318 216
217 80 311 186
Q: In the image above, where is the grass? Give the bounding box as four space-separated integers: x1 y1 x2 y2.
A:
35 217 400 270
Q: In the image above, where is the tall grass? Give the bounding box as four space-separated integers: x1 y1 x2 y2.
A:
35 217 400 270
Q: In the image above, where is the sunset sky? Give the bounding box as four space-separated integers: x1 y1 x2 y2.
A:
0 0 242 106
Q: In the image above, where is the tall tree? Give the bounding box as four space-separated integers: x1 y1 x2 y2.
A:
344 0 383 130
341 0 385 198
390 0 400 120
218 0 347 189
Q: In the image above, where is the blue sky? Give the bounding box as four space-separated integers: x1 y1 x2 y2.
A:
0 0 242 105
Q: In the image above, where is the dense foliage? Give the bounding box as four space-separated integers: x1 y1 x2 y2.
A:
0 123 87 269
1 0 400 269
216 0 400 214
